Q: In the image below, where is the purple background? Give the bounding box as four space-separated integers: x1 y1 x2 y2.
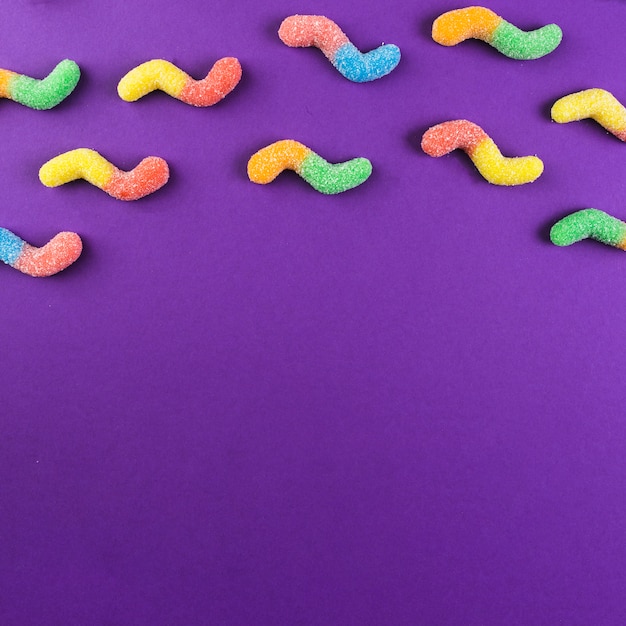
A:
2 1 626 624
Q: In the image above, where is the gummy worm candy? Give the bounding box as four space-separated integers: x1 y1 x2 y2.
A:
0 59 80 110
117 58 242 106
39 149 169 201
421 119 543 186
551 89 626 141
0 228 82 277
247 140 372 194
432 7 562 60
550 209 626 250
278 15 401 82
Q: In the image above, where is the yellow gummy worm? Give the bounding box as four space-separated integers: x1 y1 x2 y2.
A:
471 139 543 186
118 60 188 101
39 148 114 188
551 88 626 140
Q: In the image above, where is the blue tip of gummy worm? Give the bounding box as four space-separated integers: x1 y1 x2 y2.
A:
333 42 401 83
0 228 24 265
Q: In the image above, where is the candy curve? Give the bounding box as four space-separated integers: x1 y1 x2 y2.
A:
0 59 80 110
551 89 626 141
432 7 502 45
247 139 372 194
0 228 82 277
432 6 562 60
39 148 169 201
117 58 242 106
550 209 626 249
421 119 544 186
278 15 401 82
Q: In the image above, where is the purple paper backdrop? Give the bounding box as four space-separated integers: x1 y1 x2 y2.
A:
2 1 626 624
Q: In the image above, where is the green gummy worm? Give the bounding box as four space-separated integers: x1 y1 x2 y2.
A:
550 209 626 247
10 59 81 110
491 21 562 60
299 152 372 194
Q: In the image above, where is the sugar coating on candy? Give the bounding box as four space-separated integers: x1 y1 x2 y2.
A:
0 69 16 99
105 157 170 201
470 139 543 186
421 119 488 156
432 7 501 45
14 232 83 277
421 119 543 186
299 152 372 194
550 209 626 249
40 148 114 188
333 43 401 83
247 140 311 184
432 6 562 60
117 58 242 106
119 60 187 100
490 22 562 61
39 148 169 201
178 58 242 106
0 228 25 265
278 14 400 82
279 15 349 60
551 89 626 141
8 60 80 110
247 139 372 194
0 229 82 277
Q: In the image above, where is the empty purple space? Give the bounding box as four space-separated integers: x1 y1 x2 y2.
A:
1 1 625 624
